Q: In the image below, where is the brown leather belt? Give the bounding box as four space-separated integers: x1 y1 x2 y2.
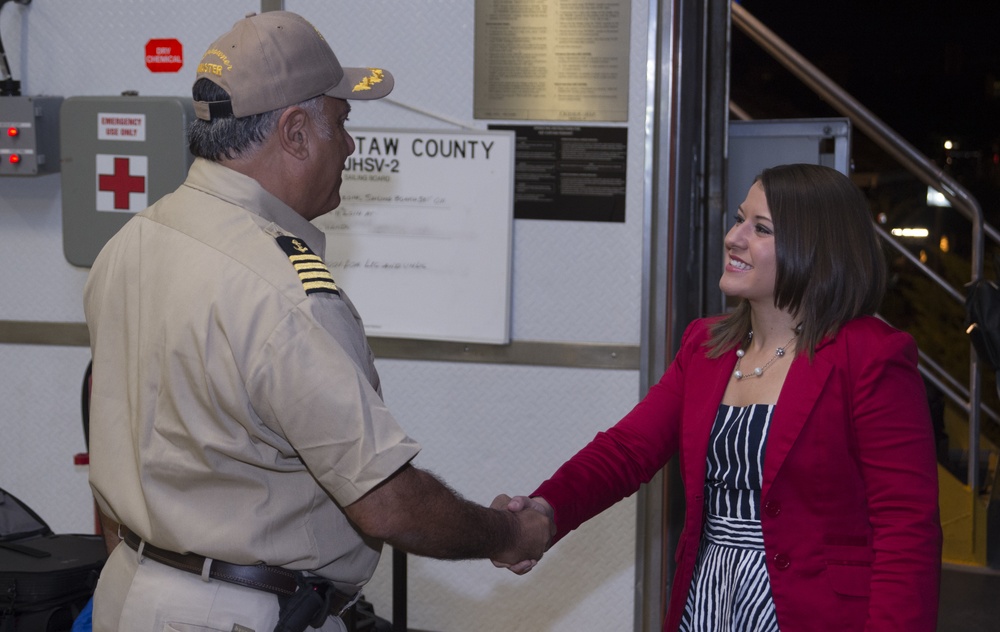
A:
121 527 356 615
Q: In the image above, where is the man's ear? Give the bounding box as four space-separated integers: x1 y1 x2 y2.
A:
276 106 310 160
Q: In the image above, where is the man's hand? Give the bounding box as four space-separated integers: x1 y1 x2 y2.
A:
489 494 555 574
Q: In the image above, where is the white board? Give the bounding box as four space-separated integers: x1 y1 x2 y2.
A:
314 129 515 344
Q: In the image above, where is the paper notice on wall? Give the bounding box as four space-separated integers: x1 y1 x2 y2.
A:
313 129 515 344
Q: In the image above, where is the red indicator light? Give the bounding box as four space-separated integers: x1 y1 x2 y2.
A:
6 127 17 138
9 154 21 165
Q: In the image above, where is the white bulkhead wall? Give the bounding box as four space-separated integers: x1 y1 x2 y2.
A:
0 1 652 630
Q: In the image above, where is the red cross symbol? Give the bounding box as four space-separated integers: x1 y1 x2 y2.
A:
98 157 146 210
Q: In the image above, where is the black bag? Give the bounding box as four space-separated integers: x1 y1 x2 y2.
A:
0 487 107 632
964 257 1000 409
965 273 1000 373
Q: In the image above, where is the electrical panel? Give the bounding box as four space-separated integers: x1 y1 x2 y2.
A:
0 95 63 175
60 95 194 267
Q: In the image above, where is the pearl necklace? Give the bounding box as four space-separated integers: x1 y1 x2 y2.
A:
733 330 798 380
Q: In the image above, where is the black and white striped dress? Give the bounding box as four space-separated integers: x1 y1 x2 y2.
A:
678 404 780 631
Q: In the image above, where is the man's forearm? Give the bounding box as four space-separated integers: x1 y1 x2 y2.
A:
345 464 549 563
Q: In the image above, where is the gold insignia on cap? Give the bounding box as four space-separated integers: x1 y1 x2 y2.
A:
352 68 385 93
199 48 233 75
276 236 339 296
197 63 224 76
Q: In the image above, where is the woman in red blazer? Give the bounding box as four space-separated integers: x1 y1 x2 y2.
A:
497 163 942 630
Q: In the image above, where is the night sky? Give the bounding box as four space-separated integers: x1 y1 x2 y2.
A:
731 0 1000 172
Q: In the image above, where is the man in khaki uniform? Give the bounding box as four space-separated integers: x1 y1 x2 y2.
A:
84 11 550 632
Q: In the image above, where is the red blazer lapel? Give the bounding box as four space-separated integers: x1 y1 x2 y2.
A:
762 352 835 496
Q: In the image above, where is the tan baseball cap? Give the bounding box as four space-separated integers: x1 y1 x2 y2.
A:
193 11 394 121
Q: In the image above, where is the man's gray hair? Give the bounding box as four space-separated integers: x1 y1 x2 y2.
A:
188 78 332 161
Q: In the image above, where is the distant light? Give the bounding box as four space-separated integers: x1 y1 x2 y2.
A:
944 140 954 150
940 236 950 253
927 187 951 207
891 228 930 238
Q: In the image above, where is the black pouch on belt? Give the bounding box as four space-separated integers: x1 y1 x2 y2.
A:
273 575 334 632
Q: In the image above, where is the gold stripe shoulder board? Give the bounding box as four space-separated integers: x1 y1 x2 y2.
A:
275 235 339 296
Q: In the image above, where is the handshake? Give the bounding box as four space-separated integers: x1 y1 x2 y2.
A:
489 494 556 575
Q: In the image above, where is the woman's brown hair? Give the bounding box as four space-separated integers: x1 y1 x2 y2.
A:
707 163 887 359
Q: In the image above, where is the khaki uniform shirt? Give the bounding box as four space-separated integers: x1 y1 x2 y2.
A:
84 158 420 592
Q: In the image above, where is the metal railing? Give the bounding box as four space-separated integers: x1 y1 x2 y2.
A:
731 2 992 493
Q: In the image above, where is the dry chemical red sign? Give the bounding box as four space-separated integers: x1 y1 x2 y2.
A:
145 39 183 73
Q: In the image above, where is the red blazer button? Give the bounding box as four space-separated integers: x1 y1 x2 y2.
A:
773 553 791 570
764 500 781 517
